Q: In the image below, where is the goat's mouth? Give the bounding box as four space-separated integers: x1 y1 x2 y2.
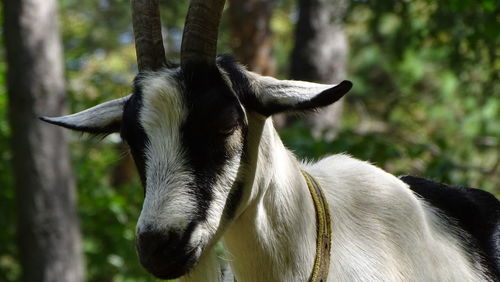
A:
140 245 201 279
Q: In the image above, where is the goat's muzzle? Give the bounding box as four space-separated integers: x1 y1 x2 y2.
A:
136 230 198 279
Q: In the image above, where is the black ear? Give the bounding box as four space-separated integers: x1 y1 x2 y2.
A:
40 95 130 134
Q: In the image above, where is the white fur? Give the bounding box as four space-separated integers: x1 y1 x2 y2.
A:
308 155 489 281
178 248 222 282
220 115 492 282
223 114 317 281
136 70 197 235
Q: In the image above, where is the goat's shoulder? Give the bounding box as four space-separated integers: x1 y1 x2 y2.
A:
307 153 410 196
305 154 419 215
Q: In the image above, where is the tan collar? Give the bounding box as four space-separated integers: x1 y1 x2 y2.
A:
301 170 332 282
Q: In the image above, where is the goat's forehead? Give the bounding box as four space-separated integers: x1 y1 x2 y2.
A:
136 69 187 130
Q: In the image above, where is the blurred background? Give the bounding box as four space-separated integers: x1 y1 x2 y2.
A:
0 0 498 281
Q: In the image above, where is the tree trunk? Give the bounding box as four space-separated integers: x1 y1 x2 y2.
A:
111 143 136 188
289 0 348 140
228 0 276 76
3 0 84 281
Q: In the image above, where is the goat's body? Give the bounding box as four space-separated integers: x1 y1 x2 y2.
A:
44 54 499 280
218 117 498 282
309 156 494 281
42 0 499 279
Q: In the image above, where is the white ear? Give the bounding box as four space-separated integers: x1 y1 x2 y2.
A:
247 72 352 116
40 95 131 134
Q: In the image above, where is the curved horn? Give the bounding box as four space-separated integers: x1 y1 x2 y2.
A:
181 0 226 68
131 0 166 71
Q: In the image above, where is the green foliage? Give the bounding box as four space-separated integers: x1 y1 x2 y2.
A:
338 0 499 192
72 140 147 281
0 0 498 281
280 0 498 193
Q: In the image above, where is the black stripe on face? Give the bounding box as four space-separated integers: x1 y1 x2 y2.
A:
222 126 249 222
181 64 246 222
224 181 245 221
121 77 149 187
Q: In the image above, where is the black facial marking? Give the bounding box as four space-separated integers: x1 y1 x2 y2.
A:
121 76 149 186
224 181 245 221
181 62 246 222
400 175 500 278
217 55 262 113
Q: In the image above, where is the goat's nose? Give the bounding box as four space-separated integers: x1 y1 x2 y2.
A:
137 230 179 263
136 230 194 279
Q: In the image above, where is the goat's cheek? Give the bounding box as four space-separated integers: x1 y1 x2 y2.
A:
226 129 243 152
188 224 211 248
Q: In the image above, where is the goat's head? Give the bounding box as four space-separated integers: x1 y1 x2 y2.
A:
41 0 352 279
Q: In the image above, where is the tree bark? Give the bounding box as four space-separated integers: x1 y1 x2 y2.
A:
3 0 84 281
111 144 136 188
228 0 276 76
289 0 348 140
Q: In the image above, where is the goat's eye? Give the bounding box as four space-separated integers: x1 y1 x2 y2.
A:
213 106 240 136
119 130 128 142
219 125 236 136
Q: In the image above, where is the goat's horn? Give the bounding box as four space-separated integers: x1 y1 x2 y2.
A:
181 0 226 68
131 0 166 71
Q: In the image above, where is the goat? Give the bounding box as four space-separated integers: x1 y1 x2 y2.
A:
42 0 499 281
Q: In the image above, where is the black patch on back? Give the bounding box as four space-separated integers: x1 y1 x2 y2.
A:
121 75 149 186
400 175 500 278
181 62 246 222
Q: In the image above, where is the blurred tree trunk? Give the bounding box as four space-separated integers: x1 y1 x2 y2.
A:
111 143 136 187
228 0 276 76
289 0 349 140
3 0 84 281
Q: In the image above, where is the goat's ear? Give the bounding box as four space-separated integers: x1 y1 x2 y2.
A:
247 72 352 116
40 95 130 134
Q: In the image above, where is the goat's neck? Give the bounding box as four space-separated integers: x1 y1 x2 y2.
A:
223 114 317 281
